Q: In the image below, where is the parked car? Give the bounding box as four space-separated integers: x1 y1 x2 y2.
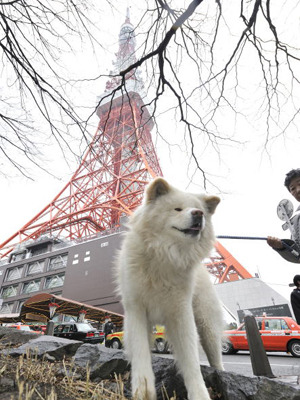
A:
105 331 124 349
153 325 169 353
29 325 45 334
53 322 104 344
222 316 300 357
105 325 169 353
6 324 44 334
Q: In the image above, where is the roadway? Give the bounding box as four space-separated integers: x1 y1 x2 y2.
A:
158 349 300 378
210 352 300 377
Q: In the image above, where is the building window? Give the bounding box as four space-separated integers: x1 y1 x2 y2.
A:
1 285 18 298
29 244 48 257
22 280 41 294
11 252 26 262
16 300 25 313
44 274 65 289
27 260 45 276
5 266 24 281
0 302 14 314
48 254 68 271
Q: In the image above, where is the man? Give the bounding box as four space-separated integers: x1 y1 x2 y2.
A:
103 315 114 341
267 168 300 263
291 275 300 325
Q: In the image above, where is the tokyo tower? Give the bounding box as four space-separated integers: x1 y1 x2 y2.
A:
0 10 161 259
0 10 252 284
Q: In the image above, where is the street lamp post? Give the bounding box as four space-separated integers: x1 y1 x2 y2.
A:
78 309 87 323
46 301 59 335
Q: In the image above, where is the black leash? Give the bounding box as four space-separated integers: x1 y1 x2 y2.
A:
217 235 300 259
217 235 267 241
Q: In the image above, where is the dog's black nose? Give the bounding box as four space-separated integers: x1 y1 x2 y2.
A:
192 209 203 217
191 209 203 225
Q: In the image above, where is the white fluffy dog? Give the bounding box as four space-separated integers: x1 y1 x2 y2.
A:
116 178 224 400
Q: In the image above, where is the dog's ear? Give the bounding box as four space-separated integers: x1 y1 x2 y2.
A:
146 178 170 203
204 195 220 214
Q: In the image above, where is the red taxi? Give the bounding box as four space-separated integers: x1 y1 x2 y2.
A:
6 324 44 334
222 316 300 357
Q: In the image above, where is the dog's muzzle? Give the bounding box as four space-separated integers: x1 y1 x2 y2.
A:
173 210 204 237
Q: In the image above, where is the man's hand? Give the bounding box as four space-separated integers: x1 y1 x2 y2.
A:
267 236 284 250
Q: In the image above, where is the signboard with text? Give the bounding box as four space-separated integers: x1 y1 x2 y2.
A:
237 303 292 323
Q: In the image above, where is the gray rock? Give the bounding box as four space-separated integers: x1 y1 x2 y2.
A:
152 356 185 400
74 344 126 370
152 358 300 400
201 366 300 400
97 345 126 363
90 358 130 380
73 343 103 371
93 354 300 400
0 326 43 345
2 335 83 360
74 344 128 379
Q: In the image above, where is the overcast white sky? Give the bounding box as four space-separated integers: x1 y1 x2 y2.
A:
0 1 299 302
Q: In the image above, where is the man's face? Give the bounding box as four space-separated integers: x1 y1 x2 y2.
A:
289 177 300 202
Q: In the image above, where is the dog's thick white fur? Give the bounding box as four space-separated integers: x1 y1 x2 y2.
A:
116 178 224 400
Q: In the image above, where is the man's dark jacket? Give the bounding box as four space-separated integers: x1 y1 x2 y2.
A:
291 288 300 325
104 321 114 337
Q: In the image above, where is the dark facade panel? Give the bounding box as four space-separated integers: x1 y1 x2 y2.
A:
62 232 124 315
0 232 125 316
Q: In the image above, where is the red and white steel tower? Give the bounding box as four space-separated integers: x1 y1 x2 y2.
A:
0 10 161 259
0 11 252 284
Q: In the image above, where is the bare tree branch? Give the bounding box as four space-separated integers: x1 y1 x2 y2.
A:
2 0 300 188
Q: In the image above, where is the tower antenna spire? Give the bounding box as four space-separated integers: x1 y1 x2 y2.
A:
126 6 130 23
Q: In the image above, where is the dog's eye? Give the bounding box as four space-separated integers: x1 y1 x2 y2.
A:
174 208 182 212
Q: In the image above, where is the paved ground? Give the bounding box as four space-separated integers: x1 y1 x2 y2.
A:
158 348 300 383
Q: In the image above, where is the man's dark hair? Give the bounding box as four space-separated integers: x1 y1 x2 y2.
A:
284 169 300 191
293 274 300 286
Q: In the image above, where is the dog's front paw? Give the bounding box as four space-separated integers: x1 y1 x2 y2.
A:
214 363 225 371
132 386 156 400
132 376 156 400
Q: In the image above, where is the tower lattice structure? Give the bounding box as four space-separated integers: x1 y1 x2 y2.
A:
205 242 252 283
0 10 161 259
0 11 252 284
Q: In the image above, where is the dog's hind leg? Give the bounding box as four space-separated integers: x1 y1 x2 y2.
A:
193 269 224 371
124 308 156 400
165 307 211 400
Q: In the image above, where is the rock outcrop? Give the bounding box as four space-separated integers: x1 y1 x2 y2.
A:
2 335 82 360
0 328 299 400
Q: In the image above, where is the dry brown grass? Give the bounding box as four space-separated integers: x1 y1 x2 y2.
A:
0 347 178 400
0 346 130 400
